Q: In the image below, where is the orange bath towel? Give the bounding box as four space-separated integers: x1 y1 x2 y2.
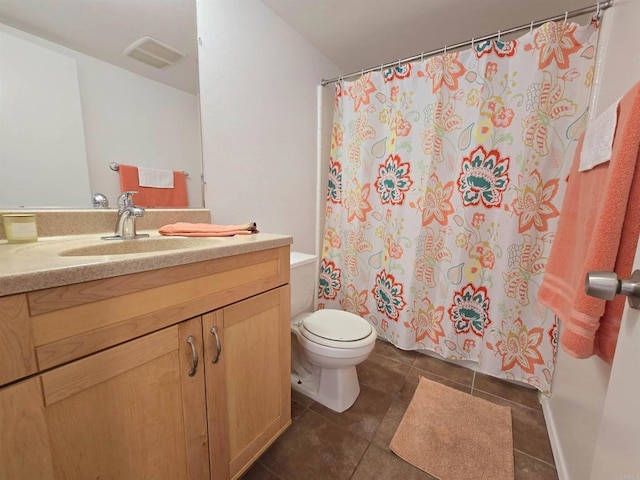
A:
159 222 258 237
118 164 188 208
538 81 640 364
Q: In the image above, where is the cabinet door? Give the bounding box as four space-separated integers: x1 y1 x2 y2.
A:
0 377 56 479
38 318 208 479
204 286 291 480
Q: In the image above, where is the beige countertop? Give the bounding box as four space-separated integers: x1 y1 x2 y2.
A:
0 231 292 297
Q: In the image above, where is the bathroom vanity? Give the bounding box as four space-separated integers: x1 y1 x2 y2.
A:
0 214 292 480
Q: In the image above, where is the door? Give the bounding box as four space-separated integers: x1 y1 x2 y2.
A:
39 318 208 479
589 236 640 478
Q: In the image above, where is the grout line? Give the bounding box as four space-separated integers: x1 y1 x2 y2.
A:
348 443 373 480
514 448 558 469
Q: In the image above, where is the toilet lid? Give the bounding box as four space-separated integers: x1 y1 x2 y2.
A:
301 309 372 343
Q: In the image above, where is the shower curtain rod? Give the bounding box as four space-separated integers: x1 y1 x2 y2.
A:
321 0 613 86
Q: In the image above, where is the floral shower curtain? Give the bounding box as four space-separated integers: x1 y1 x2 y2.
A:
319 20 599 394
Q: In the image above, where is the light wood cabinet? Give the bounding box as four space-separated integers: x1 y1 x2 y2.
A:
0 246 291 480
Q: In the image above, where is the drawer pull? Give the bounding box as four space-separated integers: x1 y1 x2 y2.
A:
186 335 198 376
210 326 222 364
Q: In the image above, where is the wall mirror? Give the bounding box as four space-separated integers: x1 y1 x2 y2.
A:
0 0 203 209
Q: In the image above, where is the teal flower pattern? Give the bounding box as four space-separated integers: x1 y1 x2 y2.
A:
448 283 492 337
383 63 412 82
375 154 413 205
327 158 342 203
457 145 510 207
318 259 341 300
372 270 406 320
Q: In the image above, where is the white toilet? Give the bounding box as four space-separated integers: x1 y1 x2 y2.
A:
290 252 377 412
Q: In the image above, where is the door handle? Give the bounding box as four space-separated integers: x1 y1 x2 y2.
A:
585 270 640 309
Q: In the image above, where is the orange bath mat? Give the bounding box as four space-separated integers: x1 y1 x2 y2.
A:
390 377 514 480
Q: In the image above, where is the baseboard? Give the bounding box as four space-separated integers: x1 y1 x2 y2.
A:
540 396 570 480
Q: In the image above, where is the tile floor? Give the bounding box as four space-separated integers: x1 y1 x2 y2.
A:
242 340 558 480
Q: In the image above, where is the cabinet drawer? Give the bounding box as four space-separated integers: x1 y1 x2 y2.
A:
27 246 289 370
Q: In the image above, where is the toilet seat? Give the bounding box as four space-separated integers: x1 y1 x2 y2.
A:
299 310 374 349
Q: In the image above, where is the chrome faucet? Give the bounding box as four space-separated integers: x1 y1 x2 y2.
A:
102 191 149 240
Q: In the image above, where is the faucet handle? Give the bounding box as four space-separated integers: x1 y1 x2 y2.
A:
117 191 138 208
92 193 109 208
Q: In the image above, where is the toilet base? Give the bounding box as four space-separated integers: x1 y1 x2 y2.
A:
291 365 360 413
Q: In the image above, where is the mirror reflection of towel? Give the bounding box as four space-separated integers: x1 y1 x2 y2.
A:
118 164 188 207
138 166 174 188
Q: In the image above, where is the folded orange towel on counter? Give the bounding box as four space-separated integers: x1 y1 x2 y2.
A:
159 222 258 237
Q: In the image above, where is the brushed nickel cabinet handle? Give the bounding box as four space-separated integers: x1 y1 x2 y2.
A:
186 335 198 376
210 326 222 364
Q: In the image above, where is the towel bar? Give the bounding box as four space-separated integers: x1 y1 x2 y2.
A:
109 162 189 177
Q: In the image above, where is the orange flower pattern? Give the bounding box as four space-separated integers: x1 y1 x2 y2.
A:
348 73 377 111
530 21 582 70
415 173 455 226
320 21 598 395
496 318 545 374
511 170 560 232
522 72 577 156
419 52 467 93
421 98 463 163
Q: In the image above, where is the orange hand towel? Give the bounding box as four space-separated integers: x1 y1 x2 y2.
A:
119 164 188 208
159 222 258 237
538 81 640 364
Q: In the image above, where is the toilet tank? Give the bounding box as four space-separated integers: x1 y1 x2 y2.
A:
290 251 318 317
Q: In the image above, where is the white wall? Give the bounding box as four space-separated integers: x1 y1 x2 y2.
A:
0 22 202 209
0 28 90 207
196 0 339 253
543 1 640 479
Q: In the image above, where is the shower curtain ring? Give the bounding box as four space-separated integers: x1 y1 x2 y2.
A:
420 51 425 62
443 45 447 56
564 11 568 25
471 38 474 50
530 20 534 33
596 2 602 20
497 30 501 42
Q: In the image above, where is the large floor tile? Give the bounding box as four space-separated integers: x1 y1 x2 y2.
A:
398 366 471 402
351 444 438 480
514 450 558 480
371 397 411 453
412 352 475 386
373 339 419 366
356 352 411 395
310 384 394 442
259 409 368 480
474 390 555 465
474 373 542 411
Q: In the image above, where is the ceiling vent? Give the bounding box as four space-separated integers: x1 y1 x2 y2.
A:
123 36 186 68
